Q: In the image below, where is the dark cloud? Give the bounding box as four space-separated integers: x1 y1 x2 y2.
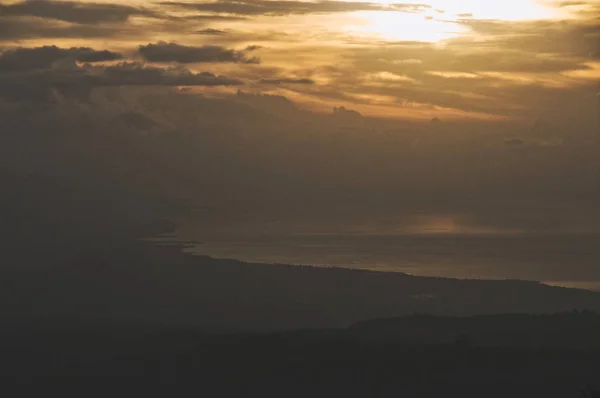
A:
77 49 124 63
0 13 235 41
0 1 200 41
180 14 248 21
160 0 430 16
259 78 315 84
0 46 123 72
139 42 260 64
0 51 243 103
195 28 231 35
0 0 155 25
0 16 128 40
98 62 244 86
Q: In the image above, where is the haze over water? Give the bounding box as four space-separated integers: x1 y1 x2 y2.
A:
177 208 600 290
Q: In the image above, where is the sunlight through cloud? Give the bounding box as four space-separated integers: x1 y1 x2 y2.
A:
346 0 570 42
346 11 466 42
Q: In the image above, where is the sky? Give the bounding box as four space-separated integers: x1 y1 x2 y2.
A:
0 0 599 240
0 0 598 121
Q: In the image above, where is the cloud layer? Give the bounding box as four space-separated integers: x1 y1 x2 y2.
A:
0 0 598 121
160 0 430 16
139 42 260 64
0 45 244 102
0 46 123 71
0 0 155 24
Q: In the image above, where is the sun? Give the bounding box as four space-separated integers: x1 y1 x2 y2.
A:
346 0 564 42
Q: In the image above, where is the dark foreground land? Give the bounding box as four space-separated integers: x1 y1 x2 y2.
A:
2 313 600 398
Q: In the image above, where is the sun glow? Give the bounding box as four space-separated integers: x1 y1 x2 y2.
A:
349 0 565 42
346 11 467 42
426 0 563 21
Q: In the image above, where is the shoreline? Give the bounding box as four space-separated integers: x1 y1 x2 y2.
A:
174 242 600 293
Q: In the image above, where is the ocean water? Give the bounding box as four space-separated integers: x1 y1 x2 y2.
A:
179 231 600 291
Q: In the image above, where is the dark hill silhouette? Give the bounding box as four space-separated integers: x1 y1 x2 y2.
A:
1 313 599 398
349 312 600 349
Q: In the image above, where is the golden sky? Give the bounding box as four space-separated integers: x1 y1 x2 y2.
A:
0 0 599 121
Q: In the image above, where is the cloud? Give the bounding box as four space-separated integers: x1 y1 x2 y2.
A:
367 71 417 83
183 14 247 21
427 71 481 79
0 16 131 40
97 62 244 86
160 0 430 16
139 42 260 64
558 1 588 7
297 42 598 119
445 51 590 74
0 13 235 41
0 51 243 103
0 0 155 25
0 46 123 72
0 1 215 41
195 28 231 35
459 19 600 60
387 59 423 65
259 78 315 84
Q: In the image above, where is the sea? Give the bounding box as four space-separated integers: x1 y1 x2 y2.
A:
174 212 600 291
